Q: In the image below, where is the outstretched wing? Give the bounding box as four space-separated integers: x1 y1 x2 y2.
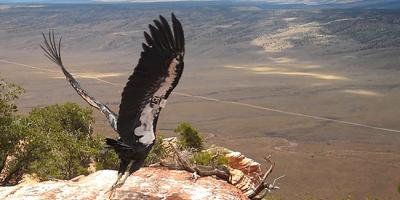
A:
117 13 185 146
41 32 118 132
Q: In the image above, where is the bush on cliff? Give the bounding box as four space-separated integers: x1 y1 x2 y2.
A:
175 122 204 151
0 78 24 180
191 151 228 167
0 79 118 185
173 122 230 168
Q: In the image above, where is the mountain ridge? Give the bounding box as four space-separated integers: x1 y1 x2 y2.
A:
1 0 400 9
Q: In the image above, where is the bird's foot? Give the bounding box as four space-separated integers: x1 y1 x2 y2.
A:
106 182 124 199
105 173 125 199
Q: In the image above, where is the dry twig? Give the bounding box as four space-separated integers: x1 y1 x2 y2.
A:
247 155 284 200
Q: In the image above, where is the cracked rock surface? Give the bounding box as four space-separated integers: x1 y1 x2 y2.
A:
0 168 249 200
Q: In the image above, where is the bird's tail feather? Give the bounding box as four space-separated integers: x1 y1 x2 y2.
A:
106 138 132 150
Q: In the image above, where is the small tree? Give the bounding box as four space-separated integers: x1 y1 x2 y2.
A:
0 77 119 185
0 92 118 185
0 78 24 117
27 103 94 140
0 78 24 178
174 122 204 151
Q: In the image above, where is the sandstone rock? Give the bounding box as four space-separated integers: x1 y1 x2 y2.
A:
159 137 263 197
162 138 261 178
0 168 249 200
227 167 256 197
225 152 261 179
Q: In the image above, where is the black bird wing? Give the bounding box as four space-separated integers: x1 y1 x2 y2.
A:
41 32 118 131
117 14 185 146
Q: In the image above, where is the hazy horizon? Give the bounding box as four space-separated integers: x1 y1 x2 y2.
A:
1 0 398 5
2 0 400 9
1 1 399 199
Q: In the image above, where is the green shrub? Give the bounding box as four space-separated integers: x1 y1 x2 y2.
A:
0 78 24 181
175 122 203 151
192 151 228 167
95 142 119 171
28 103 94 140
144 134 167 166
397 184 400 194
2 103 118 184
0 81 118 185
192 151 212 165
0 78 24 117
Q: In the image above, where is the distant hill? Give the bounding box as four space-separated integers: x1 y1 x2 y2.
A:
316 0 400 9
1 0 400 9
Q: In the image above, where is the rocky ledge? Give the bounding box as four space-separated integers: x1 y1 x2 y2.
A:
0 167 249 200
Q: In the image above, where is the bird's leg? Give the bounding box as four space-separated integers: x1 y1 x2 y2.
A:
113 172 124 187
106 159 132 198
116 168 131 187
106 172 124 198
117 160 145 186
113 160 134 188
106 160 144 198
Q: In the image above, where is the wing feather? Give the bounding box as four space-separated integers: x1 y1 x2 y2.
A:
149 24 166 49
172 13 185 52
159 15 175 49
144 32 154 47
153 19 172 50
41 31 118 132
117 14 185 146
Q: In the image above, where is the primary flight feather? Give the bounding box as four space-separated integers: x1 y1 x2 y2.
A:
41 13 185 190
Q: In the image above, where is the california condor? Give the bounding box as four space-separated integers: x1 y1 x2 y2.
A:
41 13 185 192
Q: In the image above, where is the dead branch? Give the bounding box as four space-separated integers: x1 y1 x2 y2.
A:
193 165 229 180
168 143 195 173
247 155 284 200
248 155 274 199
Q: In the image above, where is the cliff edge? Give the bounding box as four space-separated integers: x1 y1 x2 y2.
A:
0 167 249 200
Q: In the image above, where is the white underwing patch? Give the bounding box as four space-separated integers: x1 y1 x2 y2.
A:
134 104 156 145
134 57 179 146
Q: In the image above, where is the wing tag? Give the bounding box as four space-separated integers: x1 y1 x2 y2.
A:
150 96 167 108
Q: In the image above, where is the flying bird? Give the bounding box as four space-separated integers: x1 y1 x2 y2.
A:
41 13 185 191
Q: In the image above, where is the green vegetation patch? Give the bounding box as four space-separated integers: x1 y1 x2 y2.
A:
397 183 400 194
175 122 204 151
192 151 228 167
0 78 118 185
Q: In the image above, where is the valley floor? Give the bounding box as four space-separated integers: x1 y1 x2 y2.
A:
1 48 400 199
